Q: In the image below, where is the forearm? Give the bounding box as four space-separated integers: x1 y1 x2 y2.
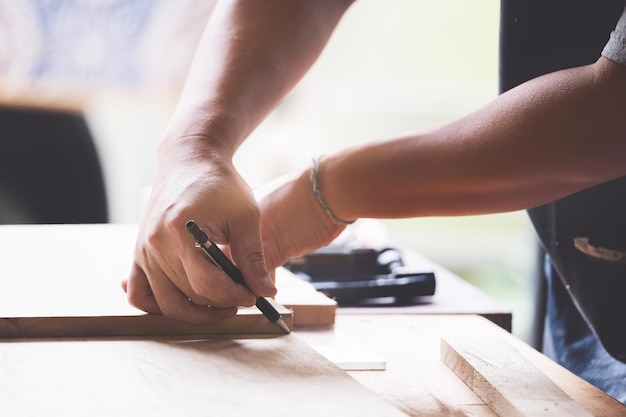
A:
320 57 626 219
165 0 354 156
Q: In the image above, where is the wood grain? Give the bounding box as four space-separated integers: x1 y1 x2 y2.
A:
336 315 626 417
0 304 292 338
0 224 296 337
0 333 408 417
275 268 337 325
0 224 336 333
441 335 594 417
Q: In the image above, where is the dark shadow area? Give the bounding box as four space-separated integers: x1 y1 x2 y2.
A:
0 106 108 224
499 0 626 349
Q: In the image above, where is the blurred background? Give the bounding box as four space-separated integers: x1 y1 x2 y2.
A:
0 0 537 342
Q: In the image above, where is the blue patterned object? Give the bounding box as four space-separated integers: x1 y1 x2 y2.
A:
31 0 157 86
0 0 214 93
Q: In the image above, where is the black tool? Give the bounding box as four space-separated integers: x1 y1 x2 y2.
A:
285 246 435 305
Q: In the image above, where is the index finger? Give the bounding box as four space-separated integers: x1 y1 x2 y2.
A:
181 230 258 308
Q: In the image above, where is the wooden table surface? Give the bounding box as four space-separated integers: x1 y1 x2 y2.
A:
330 314 626 417
0 224 622 416
2 314 621 417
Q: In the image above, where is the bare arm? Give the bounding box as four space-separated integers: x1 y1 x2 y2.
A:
126 0 354 325
260 57 626 269
166 0 354 153
325 57 626 219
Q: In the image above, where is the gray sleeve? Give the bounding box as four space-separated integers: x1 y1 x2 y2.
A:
602 8 626 66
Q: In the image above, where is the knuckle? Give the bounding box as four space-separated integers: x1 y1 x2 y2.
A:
188 277 212 300
187 274 231 307
242 248 266 265
207 287 239 308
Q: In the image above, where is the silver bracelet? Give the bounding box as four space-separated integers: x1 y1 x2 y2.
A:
310 157 356 226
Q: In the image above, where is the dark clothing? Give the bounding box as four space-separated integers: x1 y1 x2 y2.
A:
500 0 626 403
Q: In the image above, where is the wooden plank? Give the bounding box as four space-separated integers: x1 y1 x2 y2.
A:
338 315 500 417
0 303 292 338
0 224 334 330
0 333 408 417
0 224 296 337
275 268 337 325
441 334 594 417
337 315 625 417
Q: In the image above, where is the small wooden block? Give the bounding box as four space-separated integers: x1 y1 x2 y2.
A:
441 335 594 417
0 224 341 337
275 268 337 325
0 224 297 338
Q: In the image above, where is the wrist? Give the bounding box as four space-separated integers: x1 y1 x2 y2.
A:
310 156 357 226
162 108 248 159
156 132 235 178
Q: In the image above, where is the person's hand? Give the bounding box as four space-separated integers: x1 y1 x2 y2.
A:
123 135 276 325
258 168 347 271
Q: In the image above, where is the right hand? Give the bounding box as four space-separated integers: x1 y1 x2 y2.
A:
123 135 277 326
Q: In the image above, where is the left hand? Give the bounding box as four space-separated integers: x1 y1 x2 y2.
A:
258 169 346 271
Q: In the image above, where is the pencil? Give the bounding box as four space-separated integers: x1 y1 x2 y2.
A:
185 220 290 334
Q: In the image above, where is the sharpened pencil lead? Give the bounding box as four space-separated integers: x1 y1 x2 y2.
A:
274 317 291 334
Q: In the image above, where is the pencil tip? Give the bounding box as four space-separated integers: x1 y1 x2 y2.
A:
274 317 291 334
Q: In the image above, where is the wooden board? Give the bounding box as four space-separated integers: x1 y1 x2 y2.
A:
0 333 408 417
0 224 299 337
305 315 626 417
275 268 337 325
0 304 292 338
441 335 594 417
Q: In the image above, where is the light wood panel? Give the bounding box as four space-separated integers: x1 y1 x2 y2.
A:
0 224 339 337
0 333 408 417
336 315 625 417
275 268 337 325
0 303 292 338
2 225 621 416
441 335 594 417
0 224 292 337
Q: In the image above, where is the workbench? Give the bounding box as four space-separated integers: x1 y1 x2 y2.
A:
0 224 622 416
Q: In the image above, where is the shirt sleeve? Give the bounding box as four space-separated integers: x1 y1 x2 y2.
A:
602 7 626 66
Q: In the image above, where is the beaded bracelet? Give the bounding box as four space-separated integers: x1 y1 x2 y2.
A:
310 157 356 226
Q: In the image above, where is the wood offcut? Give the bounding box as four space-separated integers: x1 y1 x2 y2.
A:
441 335 594 417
